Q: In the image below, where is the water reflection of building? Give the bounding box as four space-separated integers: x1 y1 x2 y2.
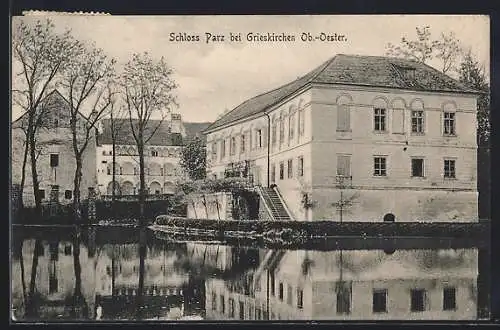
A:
205 249 478 320
186 243 261 272
11 239 96 320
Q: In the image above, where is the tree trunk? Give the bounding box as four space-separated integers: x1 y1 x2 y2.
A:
138 141 146 227
73 157 83 224
26 238 42 318
19 240 28 308
111 112 116 211
19 136 29 211
28 127 42 215
136 227 147 320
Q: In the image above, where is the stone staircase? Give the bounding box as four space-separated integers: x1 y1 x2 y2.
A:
257 186 292 221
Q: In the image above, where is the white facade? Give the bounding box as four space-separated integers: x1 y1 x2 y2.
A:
204 55 480 222
95 144 184 196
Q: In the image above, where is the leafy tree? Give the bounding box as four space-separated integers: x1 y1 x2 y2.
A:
458 49 490 220
12 18 78 212
459 49 490 145
120 52 178 226
180 136 207 181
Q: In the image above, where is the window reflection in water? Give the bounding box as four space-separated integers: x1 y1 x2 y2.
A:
10 228 487 321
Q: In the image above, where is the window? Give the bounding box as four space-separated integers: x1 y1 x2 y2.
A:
279 162 284 180
298 156 304 177
337 155 351 177
411 158 424 177
229 298 235 317
65 190 72 199
410 289 427 312
151 150 158 157
297 288 303 309
373 289 388 313
374 157 387 176
287 159 293 179
279 117 285 145
374 108 386 131
240 134 246 153
298 109 305 136
270 164 276 183
212 143 217 161
37 189 46 200
444 159 456 178
411 110 425 133
248 304 253 319
271 120 277 146
256 129 263 148
220 295 225 314
239 301 245 320
337 104 350 131
279 282 284 300
221 140 226 158
336 285 352 314
102 150 106 156
287 284 293 305
289 113 295 141
50 154 59 167
64 244 72 255
443 287 456 311
230 137 236 155
444 112 456 135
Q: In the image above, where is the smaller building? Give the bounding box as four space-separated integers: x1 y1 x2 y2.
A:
11 90 97 206
95 115 210 197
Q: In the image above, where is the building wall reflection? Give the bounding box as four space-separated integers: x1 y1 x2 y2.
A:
205 249 478 320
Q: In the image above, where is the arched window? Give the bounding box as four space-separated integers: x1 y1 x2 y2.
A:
336 94 352 132
149 163 162 176
279 112 286 146
410 99 425 134
288 107 296 143
373 98 389 132
121 181 134 195
271 116 278 148
442 102 457 136
298 108 305 137
121 162 134 175
150 181 162 195
391 98 406 134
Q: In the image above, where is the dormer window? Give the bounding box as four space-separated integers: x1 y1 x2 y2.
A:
395 65 416 80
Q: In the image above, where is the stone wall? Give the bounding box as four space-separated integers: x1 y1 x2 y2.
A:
187 192 233 220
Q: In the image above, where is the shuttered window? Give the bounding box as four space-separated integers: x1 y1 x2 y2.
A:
337 105 350 131
392 108 405 134
337 155 351 177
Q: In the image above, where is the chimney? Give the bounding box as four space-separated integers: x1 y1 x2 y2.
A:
170 113 182 134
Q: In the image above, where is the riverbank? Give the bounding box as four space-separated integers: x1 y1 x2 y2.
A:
153 216 490 241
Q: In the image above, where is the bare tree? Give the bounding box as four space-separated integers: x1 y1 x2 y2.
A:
120 52 178 226
434 31 463 74
106 86 127 207
59 41 116 224
386 26 464 74
12 18 78 213
386 26 434 63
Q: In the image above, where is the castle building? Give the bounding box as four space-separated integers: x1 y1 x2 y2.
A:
95 116 210 197
203 54 481 222
11 90 97 206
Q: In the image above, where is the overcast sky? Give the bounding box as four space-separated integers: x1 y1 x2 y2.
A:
11 15 490 123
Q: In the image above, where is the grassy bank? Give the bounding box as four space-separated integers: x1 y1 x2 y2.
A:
153 216 489 240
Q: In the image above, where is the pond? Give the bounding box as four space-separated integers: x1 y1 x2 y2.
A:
10 225 490 322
